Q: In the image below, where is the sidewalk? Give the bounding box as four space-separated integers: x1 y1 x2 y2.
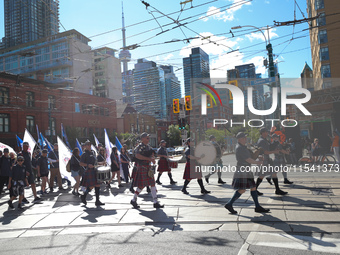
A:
0 154 340 239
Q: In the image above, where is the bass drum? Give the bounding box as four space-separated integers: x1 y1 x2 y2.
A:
194 141 217 166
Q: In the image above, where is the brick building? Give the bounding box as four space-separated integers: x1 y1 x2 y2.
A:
0 72 117 150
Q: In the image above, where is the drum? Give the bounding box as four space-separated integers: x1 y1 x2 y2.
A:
169 160 178 168
96 166 111 183
194 141 217 165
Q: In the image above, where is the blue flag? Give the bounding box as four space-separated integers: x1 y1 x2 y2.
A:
61 123 71 149
16 135 23 149
115 136 122 151
76 138 83 156
40 132 53 153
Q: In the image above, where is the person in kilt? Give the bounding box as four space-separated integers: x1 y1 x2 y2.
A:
79 140 104 206
255 128 288 196
156 140 176 185
181 138 210 195
130 132 164 209
225 132 270 214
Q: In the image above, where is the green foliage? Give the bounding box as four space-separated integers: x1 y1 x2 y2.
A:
167 124 181 146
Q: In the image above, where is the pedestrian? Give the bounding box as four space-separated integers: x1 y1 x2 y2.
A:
70 148 82 196
329 131 340 164
0 148 12 195
155 140 177 185
18 142 41 203
311 138 321 162
48 143 64 192
9 152 16 168
130 132 164 209
32 150 40 184
107 146 123 188
79 140 104 206
37 149 49 194
204 135 226 184
288 138 298 165
7 156 28 210
224 132 270 214
255 128 287 196
120 147 131 183
97 147 107 166
181 138 210 195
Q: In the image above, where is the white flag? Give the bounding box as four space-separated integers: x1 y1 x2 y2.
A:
57 136 74 185
0 142 16 155
23 128 37 159
91 145 98 157
104 129 112 166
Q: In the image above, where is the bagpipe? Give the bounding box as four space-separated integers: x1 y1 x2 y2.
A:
247 144 264 160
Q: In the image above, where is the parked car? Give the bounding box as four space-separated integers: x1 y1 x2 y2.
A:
174 146 186 155
167 147 175 154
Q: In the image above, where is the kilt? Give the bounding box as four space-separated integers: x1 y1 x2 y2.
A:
231 168 255 190
157 158 171 172
133 164 155 188
131 165 137 180
183 161 202 180
82 167 97 187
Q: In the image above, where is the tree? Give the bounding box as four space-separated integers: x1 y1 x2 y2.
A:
205 128 228 145
167 125 181 146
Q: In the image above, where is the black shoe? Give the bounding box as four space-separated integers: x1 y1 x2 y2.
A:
181 188 189 194
257 190 263 196
255 206 270 213
130 187 135 194
284 179 294 184
95 200 105 206
205 177 209 183
7 200 14 209
156 180 162 185
266 177 273 185
130 200 140 209
218 179 226 184
153 202 164 208
22 197 29 204
106 182 111 188
118 184 124 188
170 181 177 185
72 190 78 196
80 195 87 205
146 187 151 193
33 196 41 203
17 204 24 210
224 204 237 214
50 188 54 193
201 189 211 194
275 189 288 195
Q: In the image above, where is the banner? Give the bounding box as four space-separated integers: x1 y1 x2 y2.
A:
0 142 16 155
76 138 83 156
61 123 71 149
57 136 74 185
104 128 112 165
23 129 37 159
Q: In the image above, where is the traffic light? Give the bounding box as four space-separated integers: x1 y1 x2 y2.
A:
173 99 180 113
178 118 186 130
185 95 192 111
207 95 213 108
228 80 238 100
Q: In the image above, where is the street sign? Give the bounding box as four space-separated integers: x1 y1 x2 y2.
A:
250 77 276 86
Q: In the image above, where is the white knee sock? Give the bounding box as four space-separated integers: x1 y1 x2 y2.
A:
151 186 158 203
132 188 142 201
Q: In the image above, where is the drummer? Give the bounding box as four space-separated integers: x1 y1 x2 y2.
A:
79 140 105 207
181 138 210 195
204 135 226 184
156 140 177 185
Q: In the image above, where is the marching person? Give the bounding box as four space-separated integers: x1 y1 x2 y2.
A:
120 147 131 183
156 140 177 185
7 156 28 210
204 135 226 184
255 128 287 196
130 132 164 209
70 148 82 196
0 148 12 195
48 143 64 192
97 147 107 166
79 140 104 206
224 132 270 214
181 138 210 195
18 142 41 203
36 149 49 195
107 146 123 188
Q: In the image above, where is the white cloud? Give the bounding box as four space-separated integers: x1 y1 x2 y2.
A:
163 54 174 61
200 0 252 22
245 27 278 42
265 0 270 4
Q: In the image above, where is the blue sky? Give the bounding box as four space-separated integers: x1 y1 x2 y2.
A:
0 0 312 83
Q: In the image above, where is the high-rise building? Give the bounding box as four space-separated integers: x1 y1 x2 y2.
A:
301 62 314 92
3 0 60 49
183 47 210 96
133 59 166 119
307 0 340 90
160 65 181 107
92 47 122 100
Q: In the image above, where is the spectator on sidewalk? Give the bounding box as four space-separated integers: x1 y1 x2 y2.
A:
329 131 340 164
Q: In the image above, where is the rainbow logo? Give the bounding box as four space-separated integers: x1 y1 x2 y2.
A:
197 82 223 107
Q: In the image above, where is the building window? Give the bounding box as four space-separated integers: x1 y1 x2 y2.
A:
320 47 329 61
26 116 35 134
26 92 35 107
321 64 331 78
315 0 324 10
75 103 80 113
0 114 10 132
317 13 326 27
318 30 328 44
48 95 56 109
0 87 9 104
